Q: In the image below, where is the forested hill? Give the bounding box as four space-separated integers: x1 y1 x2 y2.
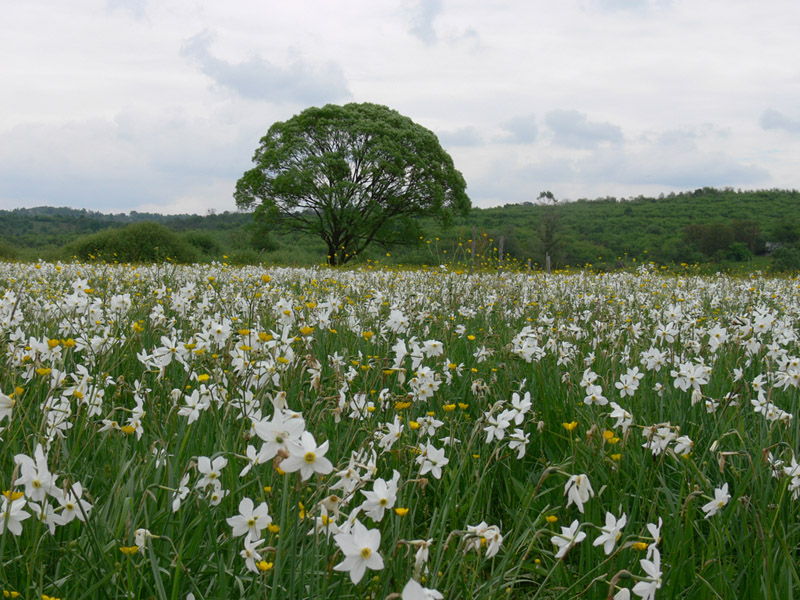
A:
1 187 799 268
463 187 800 268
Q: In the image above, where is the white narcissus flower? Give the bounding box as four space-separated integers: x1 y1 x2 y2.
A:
239 444 270 478
360 470 400 522
252 409 306 461
196 455 228 489
333 520 384 584
593 511 627 555
645 518 662 560
417 443 449 479
58 482 93 524
240 536 264 573
226 497 272 540
465 522 503 558
135 528 153 553
27 500 64 534
207 482 229 506
508 428 530 459
14 443 58 502
550 519 586 559
172 473 191 513
632 548 662 600
564 473 594 513
0 496 30 536
0 391 13 422
609 402 634 433
402 578 444 600
282 431 334 481
701 483 731 518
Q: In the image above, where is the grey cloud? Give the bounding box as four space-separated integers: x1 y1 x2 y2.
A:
466 140 768 207
655 129 699 148
408 0 443 45
0 109 259 213
180 30 350 105
579 147 769 188
760 109 800 133
499 115 539 144
582 0 671 13
437 126 483 147
106 0 147 19
545 110 623 149
468 158 576 205
654 124 728 149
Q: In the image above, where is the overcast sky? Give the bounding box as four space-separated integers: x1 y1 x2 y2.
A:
2 0 800 214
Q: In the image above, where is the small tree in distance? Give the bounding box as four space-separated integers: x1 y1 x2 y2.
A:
235 102 470 265
538 190 564 272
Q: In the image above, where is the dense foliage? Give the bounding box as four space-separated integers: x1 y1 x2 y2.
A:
1 187 800 270
64 222 199 263
234 102 471 265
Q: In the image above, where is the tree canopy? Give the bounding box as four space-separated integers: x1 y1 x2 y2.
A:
234 102 470 265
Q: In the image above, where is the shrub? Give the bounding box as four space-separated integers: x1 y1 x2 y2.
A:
227 249 262 265
64 222 198 263
183 231 222 257
0 240 19 260
771 246 800 272
724 241 753 262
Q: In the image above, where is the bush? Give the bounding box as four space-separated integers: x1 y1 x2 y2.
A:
0 240 19 260
725 242 753 262
227 249 263 265
64 222 198 263
771 246 800 272
183 231 222 257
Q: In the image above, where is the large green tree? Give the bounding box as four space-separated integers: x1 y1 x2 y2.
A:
235 102 470 265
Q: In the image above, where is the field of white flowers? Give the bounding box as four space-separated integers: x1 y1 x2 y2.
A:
1 261 799 599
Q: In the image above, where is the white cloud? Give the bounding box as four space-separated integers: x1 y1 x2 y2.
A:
180 30 351 104
2 0 800 213
407 0 443 45
760 109 800 134
545 110 623 149
136 179 237 215
581 0 672 14
577 145 769 189
437 126 483 147
105 0 147 19
0 103 279 212
499 115 539 144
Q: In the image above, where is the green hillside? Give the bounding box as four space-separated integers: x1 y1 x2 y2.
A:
2 187 799 270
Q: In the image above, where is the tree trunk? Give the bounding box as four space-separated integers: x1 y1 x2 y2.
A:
470 225 476 274
498 236 504 268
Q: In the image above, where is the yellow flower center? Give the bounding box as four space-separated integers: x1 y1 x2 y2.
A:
360 547 372 559
304 452 316 464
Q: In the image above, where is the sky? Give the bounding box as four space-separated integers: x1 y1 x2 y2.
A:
2 0 800 214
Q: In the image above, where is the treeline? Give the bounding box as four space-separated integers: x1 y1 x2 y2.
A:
2 187 800 270
436 187 800 271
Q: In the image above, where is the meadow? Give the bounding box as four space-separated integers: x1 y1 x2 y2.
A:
1 260 799 599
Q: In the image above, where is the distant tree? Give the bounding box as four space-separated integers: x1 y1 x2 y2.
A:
725 242 752 262
772 246 800 272
770 217 800 245
537 191 564 270
683 223 733 259
235 102 470 265
730 220 763 253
